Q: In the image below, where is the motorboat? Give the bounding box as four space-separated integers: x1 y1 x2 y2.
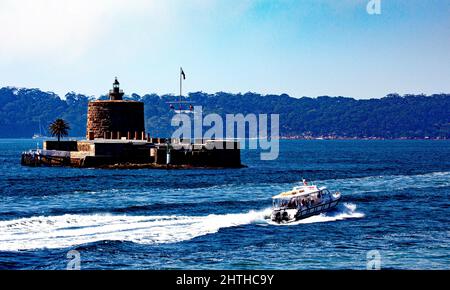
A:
271 180 341 223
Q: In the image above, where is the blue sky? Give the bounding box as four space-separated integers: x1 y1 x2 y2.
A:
0 0 449 99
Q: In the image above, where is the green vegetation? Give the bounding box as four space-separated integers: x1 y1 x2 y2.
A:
49 118 70 142
0 87 449 139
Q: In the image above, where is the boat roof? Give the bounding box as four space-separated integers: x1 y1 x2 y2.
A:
272 185 326 199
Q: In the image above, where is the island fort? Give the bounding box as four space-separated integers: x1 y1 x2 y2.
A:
21 78 242 168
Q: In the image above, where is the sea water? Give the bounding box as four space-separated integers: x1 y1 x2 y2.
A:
0 139 448 269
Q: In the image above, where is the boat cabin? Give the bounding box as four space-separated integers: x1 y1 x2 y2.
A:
272 185 331 209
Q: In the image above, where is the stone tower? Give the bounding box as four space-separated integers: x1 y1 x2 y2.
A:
86 78 145 140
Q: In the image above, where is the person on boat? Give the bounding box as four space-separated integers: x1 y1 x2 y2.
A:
317 191 322 199
302 179 308 186
297 198 305 209
288 198 297 208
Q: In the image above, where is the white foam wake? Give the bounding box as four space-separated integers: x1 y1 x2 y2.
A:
0 209 271 251
0 204 363 251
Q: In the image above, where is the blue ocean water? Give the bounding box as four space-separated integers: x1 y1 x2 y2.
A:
0 139 449 269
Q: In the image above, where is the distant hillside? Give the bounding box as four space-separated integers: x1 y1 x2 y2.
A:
0 87 449 139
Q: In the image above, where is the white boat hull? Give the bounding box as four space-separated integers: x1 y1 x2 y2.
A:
271 196 341 223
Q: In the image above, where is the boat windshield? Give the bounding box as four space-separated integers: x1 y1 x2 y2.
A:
318 189 331 197
273 197 299 209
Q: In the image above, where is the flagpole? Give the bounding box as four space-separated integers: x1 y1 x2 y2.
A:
179 67 182 110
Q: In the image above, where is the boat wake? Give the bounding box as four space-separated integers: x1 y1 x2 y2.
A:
0 204 362 251
0 210 269 251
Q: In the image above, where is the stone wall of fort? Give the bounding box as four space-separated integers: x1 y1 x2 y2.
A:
86 100 145 140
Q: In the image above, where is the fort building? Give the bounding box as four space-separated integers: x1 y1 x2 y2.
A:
86 78 145 140
21 79 242 169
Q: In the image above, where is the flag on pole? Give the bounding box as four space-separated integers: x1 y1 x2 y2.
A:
181 67 186 80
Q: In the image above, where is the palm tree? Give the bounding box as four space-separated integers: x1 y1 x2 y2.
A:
49 119 70 142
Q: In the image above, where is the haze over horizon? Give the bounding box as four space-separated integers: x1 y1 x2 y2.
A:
1 0 449 99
